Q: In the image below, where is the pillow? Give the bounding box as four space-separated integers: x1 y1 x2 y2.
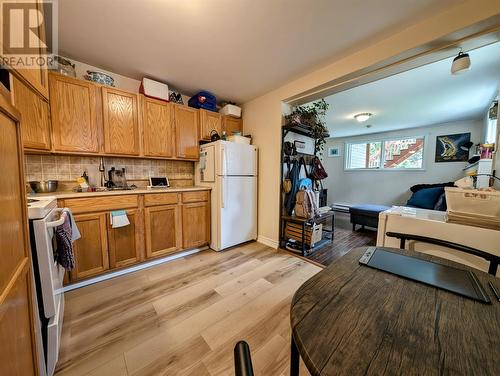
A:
410 182 455 193
433 192 447 211
407 187 445 210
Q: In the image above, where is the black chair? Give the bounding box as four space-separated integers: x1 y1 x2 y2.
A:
234 341 254 376
386 232 499 275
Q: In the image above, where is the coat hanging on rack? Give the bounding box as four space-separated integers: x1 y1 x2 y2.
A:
284 157 309 215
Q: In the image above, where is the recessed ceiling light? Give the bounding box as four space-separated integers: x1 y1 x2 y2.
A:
451 51 471 75
354 113 372 122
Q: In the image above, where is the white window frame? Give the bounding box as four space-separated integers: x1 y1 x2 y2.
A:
344 135 426 171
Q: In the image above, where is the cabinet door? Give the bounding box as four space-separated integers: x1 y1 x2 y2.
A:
145 205 182 258
49 74 99 153
11 75 51 150
174 105 199 159
102 87 140 155
143 97 174 157
5 1 49 99
182 202 210 249
0 94 38 375
199 109 221 140
222 116 243 136
71 213 109 280
108 209 141 268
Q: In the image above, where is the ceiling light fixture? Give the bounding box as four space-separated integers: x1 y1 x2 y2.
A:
451 51 471 75
354 113 372 122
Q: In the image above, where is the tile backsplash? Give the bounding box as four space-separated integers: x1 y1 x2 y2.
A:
25 154 194 187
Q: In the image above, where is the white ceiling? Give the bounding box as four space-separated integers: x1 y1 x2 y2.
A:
58 0 460 104
322 41 500 138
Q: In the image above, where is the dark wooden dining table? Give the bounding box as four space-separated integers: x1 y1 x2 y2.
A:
290 246 500 375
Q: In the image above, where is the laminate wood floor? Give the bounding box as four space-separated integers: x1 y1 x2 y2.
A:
55 242 320 376
305 212 377 266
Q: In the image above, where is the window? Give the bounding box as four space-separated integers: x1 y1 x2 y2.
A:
345 137 425 170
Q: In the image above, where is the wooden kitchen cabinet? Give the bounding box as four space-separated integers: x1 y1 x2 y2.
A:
0 91 39 375
145 204 182 259
222 116 243 136
102 87 140 155
71 212 109 280
108 209 142 268
182 201 210 249
174 104 199 159
199 109 221 140
4 0 49 99
11 75 51 150
143 96 174 157
49 73 99 153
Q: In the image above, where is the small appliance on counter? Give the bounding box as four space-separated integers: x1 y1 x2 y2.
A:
106 167 129 189
147 176 170 189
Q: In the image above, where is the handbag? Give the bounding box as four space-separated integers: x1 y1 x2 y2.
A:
310 157 328 180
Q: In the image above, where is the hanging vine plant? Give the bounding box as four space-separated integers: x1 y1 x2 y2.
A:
285 99 330 155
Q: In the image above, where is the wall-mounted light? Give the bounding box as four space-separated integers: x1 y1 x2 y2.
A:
451 51 471 75
354 112 372 122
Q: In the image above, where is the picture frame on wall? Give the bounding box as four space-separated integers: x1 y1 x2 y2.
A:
435 132 471 162
327 146 341 157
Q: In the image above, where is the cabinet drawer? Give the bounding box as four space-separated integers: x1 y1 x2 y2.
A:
144 193 179 207
182 191 209 203
62 195 138 214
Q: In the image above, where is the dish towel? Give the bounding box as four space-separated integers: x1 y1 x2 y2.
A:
55 209 80 270
110 210 130 228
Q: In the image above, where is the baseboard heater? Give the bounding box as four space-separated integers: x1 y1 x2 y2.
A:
332 203 351 213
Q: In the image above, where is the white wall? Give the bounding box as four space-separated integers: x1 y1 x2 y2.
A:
242 0 500 245
61 56 191 103
321 119 483 206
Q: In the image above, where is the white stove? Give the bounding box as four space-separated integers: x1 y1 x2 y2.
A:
27 195 64 376
27 196 57 219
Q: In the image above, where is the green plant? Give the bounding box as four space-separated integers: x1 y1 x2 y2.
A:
285 99 329 155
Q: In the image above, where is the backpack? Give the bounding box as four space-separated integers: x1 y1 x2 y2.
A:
295 189 318 219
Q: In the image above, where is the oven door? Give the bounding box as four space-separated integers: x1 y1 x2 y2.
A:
33 207 66 318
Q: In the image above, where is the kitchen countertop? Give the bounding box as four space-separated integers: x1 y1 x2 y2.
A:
30 186 211 200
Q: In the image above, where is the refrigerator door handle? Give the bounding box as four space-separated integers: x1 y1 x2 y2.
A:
221 177 225 208
221 147 226 175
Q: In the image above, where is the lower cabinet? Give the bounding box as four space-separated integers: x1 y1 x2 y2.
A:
145 204 182 259
71 213 109 280
108 209 142 268
65 190 210 284
182 201 210 249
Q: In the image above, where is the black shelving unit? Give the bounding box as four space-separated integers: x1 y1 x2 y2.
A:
279 123 332 254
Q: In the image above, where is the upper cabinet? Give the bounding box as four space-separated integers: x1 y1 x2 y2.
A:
174 104 199 160
143 96 174 157
102 87 140 156
49 73 99 153
222 116 243 136
4 0 49 99
32 73 200 160
199 109 221 140
11 75 51 150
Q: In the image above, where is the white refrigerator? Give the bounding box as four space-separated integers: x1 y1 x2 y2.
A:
195 140 258 251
